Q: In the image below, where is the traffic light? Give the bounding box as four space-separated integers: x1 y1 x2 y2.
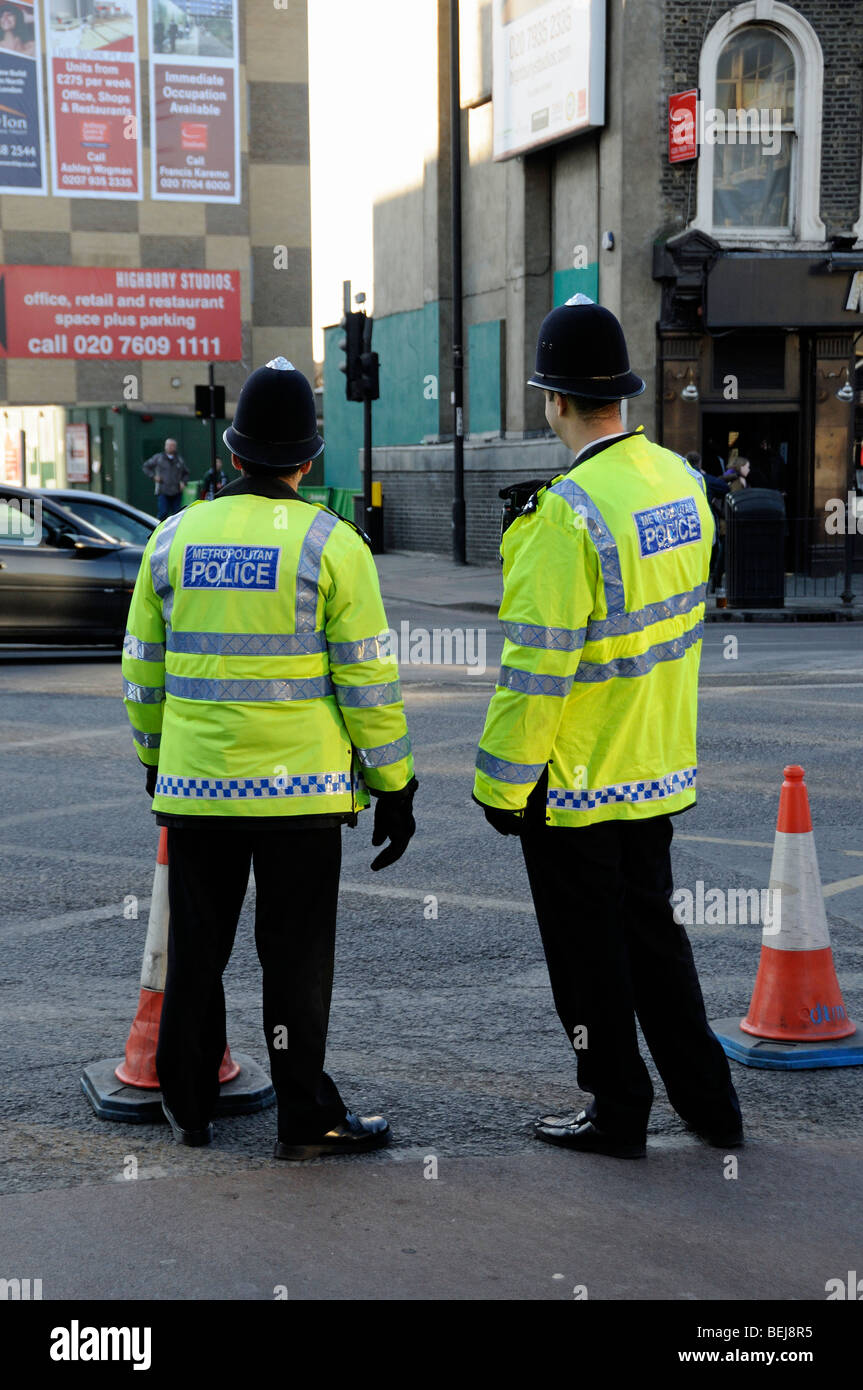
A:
339 310 365 402
359 313 379 400
194 384 226 418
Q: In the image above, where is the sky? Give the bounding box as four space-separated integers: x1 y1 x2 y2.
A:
307 0 438 359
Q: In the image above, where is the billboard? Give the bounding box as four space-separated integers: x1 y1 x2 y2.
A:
492 0 605 160
149 0 240 203
0 0 48 194
65 421 90 483
0 264 243 360
46 0 143 198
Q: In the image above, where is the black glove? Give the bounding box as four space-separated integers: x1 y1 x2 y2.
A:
145 764 158 798
471 792 524 836
370 777 418 871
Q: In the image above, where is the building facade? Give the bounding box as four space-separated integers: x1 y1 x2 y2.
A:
321 0 863 568
0 0 314 514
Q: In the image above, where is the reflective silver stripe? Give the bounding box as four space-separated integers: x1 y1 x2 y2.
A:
333 679 401 708
502 621 586 653
156 772 352 800
165 674 334 702
586 584 707 641
329 632 393 665
123 634 165 662
680 456 706 495
548 478 625 616
149 510 185 624
167 629 327 657
123 679 165 704
574 621 703 683
548 766 697 812
131 728 162 749
355 733 412 768
476 747 545 784
497 665 573 697
295 511 339 631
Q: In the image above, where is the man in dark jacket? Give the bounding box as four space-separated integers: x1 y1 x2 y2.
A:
143 439 189 520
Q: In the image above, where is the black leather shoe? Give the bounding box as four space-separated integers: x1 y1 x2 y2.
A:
273 1111 390 1161
686 1121 744 1148
533 1110 646 1159
161 1100 213 1147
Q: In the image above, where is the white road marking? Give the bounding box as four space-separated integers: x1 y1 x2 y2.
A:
0 728 126 752
822 874 863 899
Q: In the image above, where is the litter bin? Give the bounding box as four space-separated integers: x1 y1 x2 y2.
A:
725 488 785 609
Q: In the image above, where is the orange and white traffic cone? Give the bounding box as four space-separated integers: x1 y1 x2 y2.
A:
114 829 239 1088
713 765 863 1069
82 829 275 1121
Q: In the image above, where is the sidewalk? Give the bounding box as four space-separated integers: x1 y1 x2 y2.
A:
375 550 863 621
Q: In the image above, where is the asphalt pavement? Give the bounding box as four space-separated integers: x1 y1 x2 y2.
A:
0 578 861 1302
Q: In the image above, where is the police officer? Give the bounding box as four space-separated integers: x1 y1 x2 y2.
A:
122 358 417 1159
473 301 742 1158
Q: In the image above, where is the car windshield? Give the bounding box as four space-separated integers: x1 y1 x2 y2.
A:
57 500 151 546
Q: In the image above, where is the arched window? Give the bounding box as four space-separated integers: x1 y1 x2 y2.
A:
693 2 825 245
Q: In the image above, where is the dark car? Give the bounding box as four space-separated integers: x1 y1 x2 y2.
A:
42 489 158 547
0 485 145 647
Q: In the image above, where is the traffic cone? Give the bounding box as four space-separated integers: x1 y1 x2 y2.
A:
81 829 275 1121
713 766 863 1069
114 829 240 1087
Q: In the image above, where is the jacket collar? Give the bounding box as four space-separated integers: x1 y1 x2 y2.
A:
572 426 644 468
214 475 311 502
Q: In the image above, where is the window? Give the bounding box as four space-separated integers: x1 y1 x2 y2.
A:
56 500 152 545
693 3 826 245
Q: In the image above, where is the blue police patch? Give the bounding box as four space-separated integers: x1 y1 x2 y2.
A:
181 544 281 591
632 497 701 558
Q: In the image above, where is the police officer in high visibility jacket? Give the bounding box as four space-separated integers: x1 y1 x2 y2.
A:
122 357 417 1159
473 301 742 1158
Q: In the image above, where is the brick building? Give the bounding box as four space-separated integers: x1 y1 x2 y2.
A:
321 0 863 568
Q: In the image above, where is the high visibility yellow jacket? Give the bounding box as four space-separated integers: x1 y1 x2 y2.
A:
474 428 714 827
122 478 413 818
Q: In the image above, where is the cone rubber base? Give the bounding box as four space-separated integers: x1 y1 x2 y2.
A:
81 1053 276 1123
712 1017 863 1070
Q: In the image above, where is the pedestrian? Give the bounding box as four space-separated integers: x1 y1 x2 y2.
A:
142 438 189 521
472 300 742 1159
153 19 164 52
122 357 417 1159
167 19 178 51
198 456 227 501
710 457 749 592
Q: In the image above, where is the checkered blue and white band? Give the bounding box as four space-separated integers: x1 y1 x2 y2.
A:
155 773 353 800
547 766 697 811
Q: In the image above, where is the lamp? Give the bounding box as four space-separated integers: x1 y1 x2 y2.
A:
681 367 699 401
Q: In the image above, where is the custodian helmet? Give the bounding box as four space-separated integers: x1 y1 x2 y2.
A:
527 298 645 401
223 357 324 471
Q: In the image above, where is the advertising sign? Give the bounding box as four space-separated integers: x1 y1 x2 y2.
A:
0 0 48 194
149 0 240 203
46 0 143 198
2 427 24 484
65 421 90 483
492 0 605 160
0 264 243 360
669 89 698 164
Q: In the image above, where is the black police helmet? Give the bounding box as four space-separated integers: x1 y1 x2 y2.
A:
527 299 645 400
223 357 324 471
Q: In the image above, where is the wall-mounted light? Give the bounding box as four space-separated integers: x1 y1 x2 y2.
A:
835 367 855 403
680 367 699 401
170 376 182 389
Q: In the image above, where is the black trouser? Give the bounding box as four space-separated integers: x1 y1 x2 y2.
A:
520 810 741 1142
156 822 347 1141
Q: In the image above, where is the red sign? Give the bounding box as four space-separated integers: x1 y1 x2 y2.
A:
65 423 90 484
0 266 242 361
669 89 698 164
2 430 24 485
47 0 142 199
152 61 238 202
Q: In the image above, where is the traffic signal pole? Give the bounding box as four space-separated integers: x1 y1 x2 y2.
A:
208 361 218 489
450 0 466 564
